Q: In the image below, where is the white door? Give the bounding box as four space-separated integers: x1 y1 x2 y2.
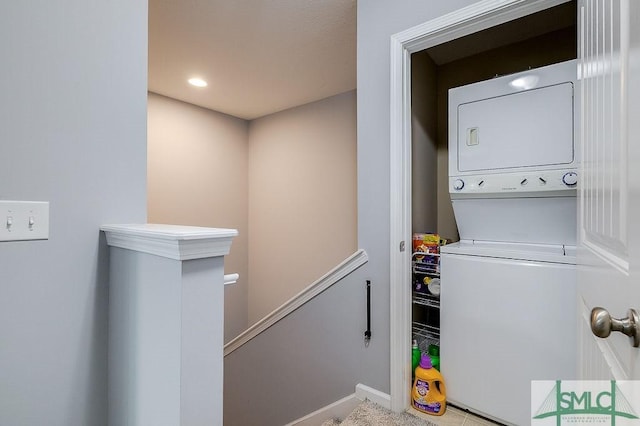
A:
578 0 640 380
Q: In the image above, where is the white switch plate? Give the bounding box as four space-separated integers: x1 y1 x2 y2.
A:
0 201 49 241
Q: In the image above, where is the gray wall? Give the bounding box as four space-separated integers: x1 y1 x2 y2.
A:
224 269 366 426
356 0 479 395
0 1 147 425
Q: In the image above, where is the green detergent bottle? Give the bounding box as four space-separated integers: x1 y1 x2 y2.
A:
411 340 421 379
428 344 440 371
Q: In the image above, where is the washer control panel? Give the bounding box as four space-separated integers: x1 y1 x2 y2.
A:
449 169 578 195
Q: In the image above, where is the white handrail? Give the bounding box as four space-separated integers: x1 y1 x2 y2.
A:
224 249 368 356
224 273 239 285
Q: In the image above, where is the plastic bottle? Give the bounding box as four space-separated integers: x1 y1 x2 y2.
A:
411 340 421 379
411 354 447 416
428 344 440 371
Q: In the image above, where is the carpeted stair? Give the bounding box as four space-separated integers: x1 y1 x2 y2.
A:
321 400 437 426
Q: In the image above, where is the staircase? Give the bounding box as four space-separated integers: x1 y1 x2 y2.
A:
223 251 370 426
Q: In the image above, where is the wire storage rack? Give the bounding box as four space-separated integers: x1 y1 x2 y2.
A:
411 249 441 352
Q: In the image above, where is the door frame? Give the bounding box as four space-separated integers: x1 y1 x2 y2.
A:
388 0 572 412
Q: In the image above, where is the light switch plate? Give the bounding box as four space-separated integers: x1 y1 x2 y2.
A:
0 200 49 241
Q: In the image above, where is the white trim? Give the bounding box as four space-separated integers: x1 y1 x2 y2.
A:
355 384 391 410
389 25 413 414
224 273 239 286
285 383 390 425
224 249 368 356
285 393 360 426
388 0 571 413
393 0 569 54
101 223 237 260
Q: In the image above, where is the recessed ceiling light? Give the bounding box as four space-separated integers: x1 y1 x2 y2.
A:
188 78 208 88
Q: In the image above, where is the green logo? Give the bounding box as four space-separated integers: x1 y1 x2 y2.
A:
533 380 639 425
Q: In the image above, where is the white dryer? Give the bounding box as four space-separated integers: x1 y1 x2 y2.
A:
440 60 579 425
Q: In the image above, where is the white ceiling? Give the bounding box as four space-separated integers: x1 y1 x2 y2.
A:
148 0 357 120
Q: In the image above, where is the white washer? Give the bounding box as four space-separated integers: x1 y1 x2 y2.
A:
440 241 576 426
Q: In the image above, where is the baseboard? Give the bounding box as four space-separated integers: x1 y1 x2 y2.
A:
355 384 391 410
286 383 391 425
285 393 360 426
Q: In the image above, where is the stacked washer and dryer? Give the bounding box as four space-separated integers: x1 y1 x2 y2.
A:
440 60 578 425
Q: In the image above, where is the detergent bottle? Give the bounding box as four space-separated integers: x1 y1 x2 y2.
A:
427 344 440 371
411 354 446 416
411 340 421 379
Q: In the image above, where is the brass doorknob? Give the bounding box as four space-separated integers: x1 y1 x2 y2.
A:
591 307 640 347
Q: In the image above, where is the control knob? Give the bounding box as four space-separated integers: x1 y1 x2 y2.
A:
562 172 578 186
453 179 465 191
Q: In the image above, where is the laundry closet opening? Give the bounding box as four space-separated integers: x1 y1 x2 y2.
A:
410 1 577 243
407 0 577 416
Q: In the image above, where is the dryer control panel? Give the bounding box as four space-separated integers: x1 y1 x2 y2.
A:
449 169 578 198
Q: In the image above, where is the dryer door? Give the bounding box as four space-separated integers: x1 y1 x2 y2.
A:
457 83 574 172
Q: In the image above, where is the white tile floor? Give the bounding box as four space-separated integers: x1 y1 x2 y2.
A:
409 405 502 426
